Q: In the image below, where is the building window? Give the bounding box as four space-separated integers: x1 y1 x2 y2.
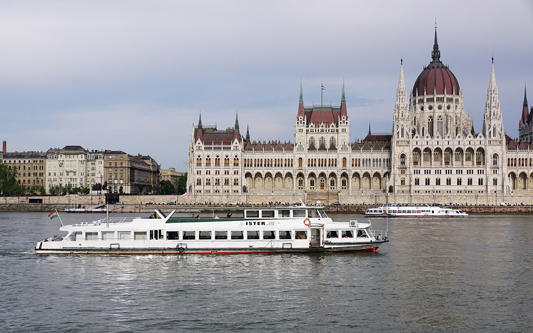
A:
436 178 441 186
468 178 473 186
414 178 420 186
478 178 483 186
196 178 201 186
425 178 430 186
457 178 462 186
493 178 497 186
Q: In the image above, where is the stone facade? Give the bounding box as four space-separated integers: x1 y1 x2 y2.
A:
183 30 533 205
2 151 46 188
104 151 160 194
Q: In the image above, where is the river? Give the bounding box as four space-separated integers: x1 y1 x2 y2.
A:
1 212 532 332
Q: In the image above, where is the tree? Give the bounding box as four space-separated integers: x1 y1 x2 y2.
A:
160 180 176 195
0 164 24 195
175 173 187 195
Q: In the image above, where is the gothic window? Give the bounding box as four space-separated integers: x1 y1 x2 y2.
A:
437 116 443 137
415 178 419 186
233 155 239 166
224 178 229 186
446 178 452 186
468 178 473 186
329 137 336 147
215 178 220 186
234 178 239 186
425 178 430 186
206 156 211 167
298 158 303 168
457 178 462 186
224 156 230 167
309 137 315 147
342 158 347 168
330 179 335 188
428 116 434 137
206 178 211 186
436 178 441 186
492 154 498 166
215 156 220 167
319 137 326 147
196 178 201 186
478 178 483 186
493 178 497 186
320 178 325 190
400 154 406 166
400 178 405 186
401 126 404 138
196 156 202 167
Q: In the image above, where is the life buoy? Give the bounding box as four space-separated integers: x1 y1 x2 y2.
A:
178 247 185 253
303 218 310 226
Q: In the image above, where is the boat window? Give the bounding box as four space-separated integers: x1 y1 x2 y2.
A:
215 231 228 240
150 230 163 240
279 210 290 217
86 232 98 241
71 231 82 241
295 231 307 239
246 210 259 218
263 230 275 239
134 232 147 240
342 230 353 238
167 231 179 240
262 210 275 218
118 231 130 240
278 230 292 239
231 231 244 239
308 209 319 218
293 209 306 217
199 231 211 240
318 209 327 218
356 230 368 238
183 231 196 240
247 231 260 239
102 231 114 240
327 231 338 238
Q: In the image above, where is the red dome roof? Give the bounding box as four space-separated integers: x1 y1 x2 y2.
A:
412 30 460 96
413 62 460 96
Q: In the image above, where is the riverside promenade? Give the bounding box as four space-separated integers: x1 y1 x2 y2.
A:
1 202 533 214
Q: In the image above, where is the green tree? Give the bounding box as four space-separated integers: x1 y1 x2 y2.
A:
160 180 175 195
175 173 187 195
0 164 24 195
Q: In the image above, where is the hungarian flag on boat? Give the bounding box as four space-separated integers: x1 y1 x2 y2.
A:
48 210 58 220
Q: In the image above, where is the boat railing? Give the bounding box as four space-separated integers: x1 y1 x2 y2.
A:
371 229 388 240
96 217 137 224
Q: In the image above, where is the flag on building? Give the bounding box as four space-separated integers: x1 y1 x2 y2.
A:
48 210 58 220
321 85 325 90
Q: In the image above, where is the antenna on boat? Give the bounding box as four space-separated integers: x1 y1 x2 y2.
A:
298 197 306 207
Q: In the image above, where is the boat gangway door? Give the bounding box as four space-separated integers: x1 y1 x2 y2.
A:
309 228 323 248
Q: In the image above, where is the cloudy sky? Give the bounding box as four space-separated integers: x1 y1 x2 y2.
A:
1 1 532 170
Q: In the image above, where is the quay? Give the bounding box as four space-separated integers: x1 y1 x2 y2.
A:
1 202 533 214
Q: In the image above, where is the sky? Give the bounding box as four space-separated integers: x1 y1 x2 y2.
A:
1 1 532 171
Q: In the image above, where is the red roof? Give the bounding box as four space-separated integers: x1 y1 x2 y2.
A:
413 62 460 96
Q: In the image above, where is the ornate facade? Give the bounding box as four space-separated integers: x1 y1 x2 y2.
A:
186 30 533 205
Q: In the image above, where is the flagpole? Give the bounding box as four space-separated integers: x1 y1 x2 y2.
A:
57 210 64 226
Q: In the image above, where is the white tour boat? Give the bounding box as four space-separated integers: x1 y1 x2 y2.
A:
364 203 468 218
36 204 388 255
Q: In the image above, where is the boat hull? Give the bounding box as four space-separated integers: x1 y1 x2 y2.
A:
35 242 386 255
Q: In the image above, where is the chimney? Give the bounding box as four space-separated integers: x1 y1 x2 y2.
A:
2 141 6 153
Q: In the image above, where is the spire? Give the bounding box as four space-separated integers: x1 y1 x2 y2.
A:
246 124 250 142
431 26 441 62
298 81 304 117
234 112 240 131
198 112 202 129
299 80 303 104
341 80 346 104
522 85 529 123
395 58 408 114
483 58 503 137
368 122 372 136
340 80 348 118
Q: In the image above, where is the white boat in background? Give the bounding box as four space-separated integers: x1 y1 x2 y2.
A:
36 204 389 255
65 203 107 213
364 203 468 218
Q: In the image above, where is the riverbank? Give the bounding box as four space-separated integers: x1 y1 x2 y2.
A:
2 202 532 214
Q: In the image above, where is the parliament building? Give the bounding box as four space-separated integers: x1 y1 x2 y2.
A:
186 31 533 205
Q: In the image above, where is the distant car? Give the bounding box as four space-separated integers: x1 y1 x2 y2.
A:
167 202 176 205
116 202 124 205
230 201 239 205
20 201 27 204
332 202 341 206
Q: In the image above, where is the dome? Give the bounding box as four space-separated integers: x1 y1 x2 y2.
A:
412 30 460 96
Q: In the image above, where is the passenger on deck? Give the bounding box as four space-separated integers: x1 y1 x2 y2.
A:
227 212 232 218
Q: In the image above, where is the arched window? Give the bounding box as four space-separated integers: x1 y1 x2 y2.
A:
206 155 211 167
400 154 406 166
342 157 347 168
196 156 202 167
298 158 303 168
492 154 498 166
